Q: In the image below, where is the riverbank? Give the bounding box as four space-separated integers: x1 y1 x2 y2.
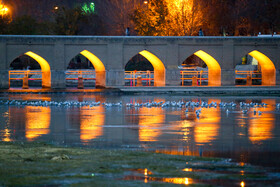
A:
1 86 280 96
0 142 279 186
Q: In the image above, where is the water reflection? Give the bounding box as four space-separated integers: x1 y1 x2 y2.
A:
0 95 280 167
194 99 221 145
25 106 51 141
248 99 275 144
80 105 105 142
138 107 165 142
125 168 193 185
2 128 11 142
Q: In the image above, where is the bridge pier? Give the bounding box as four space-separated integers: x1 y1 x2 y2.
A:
277 70 280 85
106 70 124 87
221 69 236 86
165 69 181 86
51 70 66 89
0 70 9 89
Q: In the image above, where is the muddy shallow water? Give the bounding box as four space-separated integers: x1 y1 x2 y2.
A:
1 93 280 169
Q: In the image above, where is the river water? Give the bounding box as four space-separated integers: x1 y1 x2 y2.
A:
0 93 280 168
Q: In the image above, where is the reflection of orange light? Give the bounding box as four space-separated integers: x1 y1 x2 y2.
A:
249 99 275 144
25 106 51 141
80 106 105 142
139 50 166 86
25 51 51 88
195 99 221 144
162 178 191 185
155 148 197 156
142 177 193 185
139 107 165 142
183 168 193 172
240 181 245 187
143 1 148 4
194 50 221 86
249 50 275 85
3 129 11 142
144 168 148 176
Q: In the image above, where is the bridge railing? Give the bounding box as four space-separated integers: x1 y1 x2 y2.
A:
125 71 154 86
9 70 42 88
65 70 96 87
65 70 96 80
235 70 262 80
235 70 262 85
180 70 208 86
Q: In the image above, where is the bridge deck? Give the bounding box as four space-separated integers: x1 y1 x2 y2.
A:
2 86 280 96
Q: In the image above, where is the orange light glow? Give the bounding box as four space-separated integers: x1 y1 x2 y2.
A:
183 168 193 172
248 50 276 85
2 129 11 142
25 51 51 88
194 50 221 86
80 50 106 87
139 107 165 142
241 181 245 187
25 106 51 141
80 106 105 142
0 4 9 16
162 177 191 185
139 50 165 86
194 99 221 144
144 168 148 176
249 99 275 144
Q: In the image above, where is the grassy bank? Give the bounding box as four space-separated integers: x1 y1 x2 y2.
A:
0 142 278 186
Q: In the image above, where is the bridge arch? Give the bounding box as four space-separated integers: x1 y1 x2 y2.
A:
25 52 51 88
181 50 221 86
248 50 276 85
138 50 165 87
9 51 51 88
68 50 106 87
194 50 221 86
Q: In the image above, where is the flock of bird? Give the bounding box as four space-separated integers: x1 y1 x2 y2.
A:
1 99 280 119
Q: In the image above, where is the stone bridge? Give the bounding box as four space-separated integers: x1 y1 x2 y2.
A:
0 35 279 89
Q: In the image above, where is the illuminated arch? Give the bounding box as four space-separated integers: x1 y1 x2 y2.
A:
248 50 276 85
79 50 106 87
139 50 165 86
25 51 51 88
194 50 221 86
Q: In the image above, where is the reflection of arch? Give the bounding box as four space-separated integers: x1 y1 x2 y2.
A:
79 50 106 87
194 50 221 86
25 106 51 141
249 99 275 144
25 51 51 88
194 99 221 144
139 107 165 142
248 50 276 85
139 50 165 86
80 106 105 142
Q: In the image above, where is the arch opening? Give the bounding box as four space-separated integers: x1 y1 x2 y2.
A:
235 51 275 86
9 51 51 88
249 51 275 86
125 50 165 87
180 50 221 86
66 50 106 88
